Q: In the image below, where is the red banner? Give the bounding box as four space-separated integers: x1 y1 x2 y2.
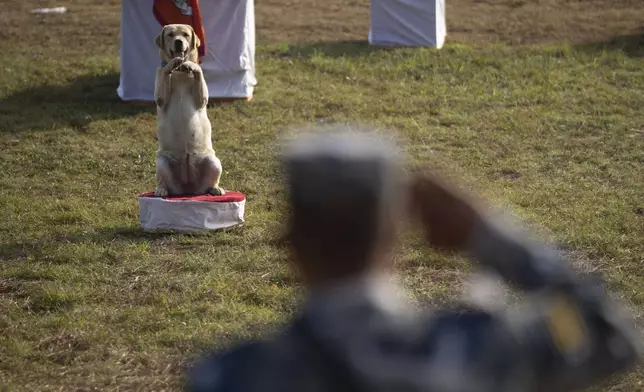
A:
153 0 206 59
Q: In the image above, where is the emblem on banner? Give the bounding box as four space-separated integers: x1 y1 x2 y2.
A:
170 0 192 16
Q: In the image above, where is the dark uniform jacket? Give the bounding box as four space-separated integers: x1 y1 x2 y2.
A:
187 217 640 392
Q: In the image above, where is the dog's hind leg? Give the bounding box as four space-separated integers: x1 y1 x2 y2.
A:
155 154 180 197
196 154 224 196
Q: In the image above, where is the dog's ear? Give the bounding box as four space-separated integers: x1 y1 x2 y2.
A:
190 27 201 50
155 26 166 50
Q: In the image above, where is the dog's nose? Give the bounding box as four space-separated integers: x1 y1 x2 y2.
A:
173 39 184 52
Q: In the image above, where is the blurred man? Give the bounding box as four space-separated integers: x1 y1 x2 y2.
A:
187 127 640 392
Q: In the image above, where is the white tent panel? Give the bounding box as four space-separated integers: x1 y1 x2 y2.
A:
117 0 256 102
369 0 446 48
199 0 257 100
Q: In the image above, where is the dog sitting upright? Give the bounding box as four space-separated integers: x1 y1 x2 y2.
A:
153 24 224 197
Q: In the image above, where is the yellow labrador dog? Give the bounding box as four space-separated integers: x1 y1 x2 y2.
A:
153 24 224 197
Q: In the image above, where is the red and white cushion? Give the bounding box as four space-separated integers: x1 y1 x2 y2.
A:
138 191 246 231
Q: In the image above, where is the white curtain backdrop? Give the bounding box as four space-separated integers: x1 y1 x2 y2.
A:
117 0 256 101
369 0 446 48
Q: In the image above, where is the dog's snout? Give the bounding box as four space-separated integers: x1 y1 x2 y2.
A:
173 39 185 52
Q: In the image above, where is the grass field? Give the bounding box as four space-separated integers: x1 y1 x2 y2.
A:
1 1 644 391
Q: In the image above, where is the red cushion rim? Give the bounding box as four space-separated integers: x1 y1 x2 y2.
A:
138 191 246 203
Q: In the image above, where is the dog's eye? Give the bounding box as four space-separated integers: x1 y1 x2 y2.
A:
168 32 175 37
183 33 190 38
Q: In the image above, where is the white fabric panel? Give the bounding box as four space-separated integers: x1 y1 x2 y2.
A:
118 0 159 101
200 0 257 98
369 0 446 48
138 197 246 231
117 0 256 101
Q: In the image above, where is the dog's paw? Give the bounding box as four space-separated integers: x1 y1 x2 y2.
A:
177 61 200 74
165 57 184 73
155 187 169 197
206 187 225 196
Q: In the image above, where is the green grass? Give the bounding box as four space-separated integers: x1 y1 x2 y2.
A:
1 39 643 391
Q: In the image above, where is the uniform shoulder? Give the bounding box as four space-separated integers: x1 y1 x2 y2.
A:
186 341 266 392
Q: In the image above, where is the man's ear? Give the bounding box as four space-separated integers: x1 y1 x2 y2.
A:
190 27 201 49
155 26 166 50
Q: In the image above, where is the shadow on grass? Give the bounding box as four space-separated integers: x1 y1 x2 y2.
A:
271 40 393 59
0 225 249 260
69 225 247 244
0 72 154 133
270 35 644 60
574 33 644 57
